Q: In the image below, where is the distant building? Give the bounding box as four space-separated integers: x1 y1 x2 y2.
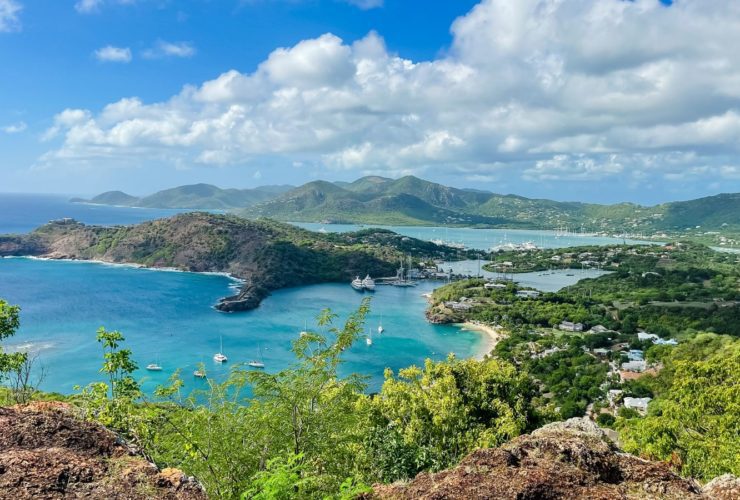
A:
655 338 678 345
624 397 652 414
588 325 611 334
637 332 659 342
592 348 610 356
516 290 541 299
559 321 584 332
484 282 507 290
627 349 644 361
621 360 647 372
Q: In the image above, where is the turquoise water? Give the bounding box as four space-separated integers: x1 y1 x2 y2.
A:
0 257 482 395
292 222 655 251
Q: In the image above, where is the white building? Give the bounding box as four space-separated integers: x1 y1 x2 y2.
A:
559 321 584 332
516 290 541 299
621 360 647 372
624 397 652 414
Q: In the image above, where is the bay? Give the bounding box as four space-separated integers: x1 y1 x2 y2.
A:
0 257 482 395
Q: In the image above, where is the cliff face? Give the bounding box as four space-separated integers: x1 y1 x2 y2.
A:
0 402 205 499
0 213 465 312
370 418 739 500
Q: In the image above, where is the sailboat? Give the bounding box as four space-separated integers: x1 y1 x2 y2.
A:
248 344 265 368
366 329 373 346
146 356 162 372
213 335 228 363
299 320 309 337
146 354 162 371
377 313 384 334
193 362 206 378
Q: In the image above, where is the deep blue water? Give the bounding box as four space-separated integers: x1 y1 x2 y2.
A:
0 193 190 234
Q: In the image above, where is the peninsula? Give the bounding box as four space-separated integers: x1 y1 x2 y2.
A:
0 213 466 312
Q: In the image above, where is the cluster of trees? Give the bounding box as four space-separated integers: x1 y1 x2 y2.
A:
618 334 740 480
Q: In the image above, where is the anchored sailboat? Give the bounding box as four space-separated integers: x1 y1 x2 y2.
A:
377 313 384 334
213 335 228 363
146 353 162 371
248 344 265 369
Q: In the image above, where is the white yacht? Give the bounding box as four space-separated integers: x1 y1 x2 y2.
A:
213 336 228 363
362 274 376 291
146 363 162 371
193 369 206 378
351 276 364 291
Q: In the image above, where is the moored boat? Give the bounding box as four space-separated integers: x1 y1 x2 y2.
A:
351 276 364 291
362 274 375 291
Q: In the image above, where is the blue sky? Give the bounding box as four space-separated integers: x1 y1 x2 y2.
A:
1 0 739 204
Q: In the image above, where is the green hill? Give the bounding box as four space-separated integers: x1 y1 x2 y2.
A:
74 184 293 210
87 191 140 206
242 176 739 238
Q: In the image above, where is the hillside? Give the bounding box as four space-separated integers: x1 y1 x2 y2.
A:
73 183 293 210
243 177 514 226
0 213 466 311
241 175 739 238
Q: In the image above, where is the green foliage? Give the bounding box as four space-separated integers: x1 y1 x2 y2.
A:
356 355 537 482
618 335 740 480
142 300 373 499
76 327 142 434
0 300 26 382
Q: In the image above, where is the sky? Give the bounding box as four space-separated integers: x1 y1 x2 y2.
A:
1 0 739 204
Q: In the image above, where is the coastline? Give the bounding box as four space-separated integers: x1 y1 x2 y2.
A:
458 321 506 360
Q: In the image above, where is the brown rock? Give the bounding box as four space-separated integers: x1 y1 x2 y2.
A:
0 402 205 499
371 417 707 500
703 474 740 500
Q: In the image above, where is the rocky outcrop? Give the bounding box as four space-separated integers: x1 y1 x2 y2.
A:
371 418 733 499
0 402 205 499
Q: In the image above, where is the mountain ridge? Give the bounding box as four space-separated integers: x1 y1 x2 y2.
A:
75 176 740 237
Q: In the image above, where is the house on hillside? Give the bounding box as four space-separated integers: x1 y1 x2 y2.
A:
624 397 652 414
621 360 647 372
516 290 541 299
559 321 584 332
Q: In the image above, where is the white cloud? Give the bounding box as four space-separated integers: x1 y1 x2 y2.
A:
0 0 21 32
94 45 132 63
75 0 103 13
42 0 740 189
75 0 137 14
343 0 383 10
142 40 196 59
2 121 26 134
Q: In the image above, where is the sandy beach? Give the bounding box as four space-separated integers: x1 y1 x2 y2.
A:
458 321 506 360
